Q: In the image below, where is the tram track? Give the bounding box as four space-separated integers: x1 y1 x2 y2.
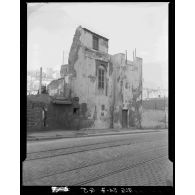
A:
26 137 167 161
73 154 167 186
27 130 165 154
24 145 167 184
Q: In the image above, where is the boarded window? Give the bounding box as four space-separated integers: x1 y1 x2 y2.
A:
93 36 99 50
125 83 128 89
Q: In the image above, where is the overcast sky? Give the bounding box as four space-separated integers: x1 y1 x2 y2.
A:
27 2 168 89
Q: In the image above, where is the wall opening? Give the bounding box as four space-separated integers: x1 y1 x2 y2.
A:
122 109 128 128
93 35 99 50
73 107 79 115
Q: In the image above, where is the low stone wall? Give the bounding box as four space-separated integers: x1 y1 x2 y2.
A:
143 98 168 110
27 95 95 132
141 108 168 129
27 100 45 130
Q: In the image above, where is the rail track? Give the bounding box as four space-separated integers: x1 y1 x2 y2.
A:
73 154 167 186
26 136 167 161
24 145 167 184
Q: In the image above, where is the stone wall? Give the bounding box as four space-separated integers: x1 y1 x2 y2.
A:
110 54 143 128
80 27 108 53
27 100 43 130
47 78 71 98
27 94 96 131
65 26 143 129
67 26 112 129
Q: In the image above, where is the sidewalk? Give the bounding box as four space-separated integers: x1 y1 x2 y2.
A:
27 128 167 142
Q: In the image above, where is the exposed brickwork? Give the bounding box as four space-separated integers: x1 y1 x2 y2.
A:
27 100 43 130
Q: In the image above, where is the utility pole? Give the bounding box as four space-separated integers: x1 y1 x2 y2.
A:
39 67 42 94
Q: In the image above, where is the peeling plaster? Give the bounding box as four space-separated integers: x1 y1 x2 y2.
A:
88 75 96 82
63 27 143 129
68 28 82 77
130 80 142 128
109 61 113 76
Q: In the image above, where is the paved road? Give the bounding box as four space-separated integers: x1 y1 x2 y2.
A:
23 130 173 186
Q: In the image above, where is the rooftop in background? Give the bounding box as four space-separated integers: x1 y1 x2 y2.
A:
83 27 109 41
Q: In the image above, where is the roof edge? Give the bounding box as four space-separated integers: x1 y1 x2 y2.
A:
82 27 109 41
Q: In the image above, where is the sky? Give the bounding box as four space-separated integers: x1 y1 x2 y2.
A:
27 2 168 89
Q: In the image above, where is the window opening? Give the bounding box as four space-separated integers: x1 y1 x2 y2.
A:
93 36 99 50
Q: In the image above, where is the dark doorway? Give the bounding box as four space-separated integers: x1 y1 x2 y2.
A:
122 109 128 128
129 109 134 127
73 107 79 115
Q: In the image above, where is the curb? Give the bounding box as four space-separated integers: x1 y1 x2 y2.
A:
27 129 166 142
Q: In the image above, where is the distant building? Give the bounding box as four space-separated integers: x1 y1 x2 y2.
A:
143 88 168 100
27 69 60 95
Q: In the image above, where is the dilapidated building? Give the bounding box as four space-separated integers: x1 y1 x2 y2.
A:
48 26 143 129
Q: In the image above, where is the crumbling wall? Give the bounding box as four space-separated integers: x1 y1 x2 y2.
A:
110 54 124 128
27 95 51 131
98 38 108 53
47 78 64 96
66 27 143 130
80 27 108 53
125 57 142 128
27 100 43 130
27 94 94 131
67 26 112 129
110 53 143 129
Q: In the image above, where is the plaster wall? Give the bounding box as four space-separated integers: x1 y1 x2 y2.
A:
65 26 143 129
68 27 112 129
80 27 108 53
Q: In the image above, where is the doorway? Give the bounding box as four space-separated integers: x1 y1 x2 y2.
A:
122 109 128 128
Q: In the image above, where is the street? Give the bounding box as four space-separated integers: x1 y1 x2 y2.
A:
23 130 173 186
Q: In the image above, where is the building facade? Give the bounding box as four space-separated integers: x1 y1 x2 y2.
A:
143 88 168 100
48 26 143 129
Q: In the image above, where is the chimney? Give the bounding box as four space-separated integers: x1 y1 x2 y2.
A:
39 67 42 94
133 50 134 61
135 48 136 58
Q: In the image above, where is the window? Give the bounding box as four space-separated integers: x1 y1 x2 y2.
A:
73 108 79 115
93 36 99 50
101 105 105 110
98 68 105 89
96 60 108 95
125 83 128 89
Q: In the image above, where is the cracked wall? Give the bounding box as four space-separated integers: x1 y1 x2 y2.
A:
110 54 142 129
63 26 142 130
67 26 112 129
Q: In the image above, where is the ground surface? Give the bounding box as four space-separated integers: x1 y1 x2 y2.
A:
23 130 173 186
